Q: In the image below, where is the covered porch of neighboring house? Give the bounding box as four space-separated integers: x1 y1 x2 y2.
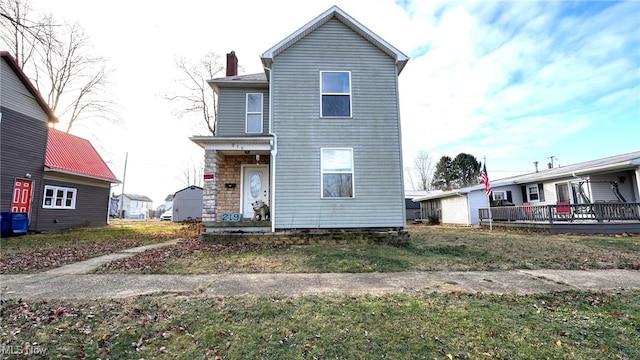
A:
479 202 640 234
189 136 274 233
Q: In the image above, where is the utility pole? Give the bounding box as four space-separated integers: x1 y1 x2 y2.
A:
119 152 128 218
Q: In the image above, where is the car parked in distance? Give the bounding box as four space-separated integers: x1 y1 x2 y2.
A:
160 210 172 221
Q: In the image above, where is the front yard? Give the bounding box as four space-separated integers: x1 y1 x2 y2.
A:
1 222 639 359
2 223 639 274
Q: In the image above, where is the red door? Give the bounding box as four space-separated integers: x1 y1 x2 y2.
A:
11 179 33 213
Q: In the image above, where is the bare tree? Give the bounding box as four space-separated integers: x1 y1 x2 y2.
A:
166 52 225 135
178 157 204 188
1 1 119 132
0 0 46 67
410 150 434 191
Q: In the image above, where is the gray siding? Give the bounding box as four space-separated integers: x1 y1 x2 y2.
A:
217 88 270 136
1 59 48 120
272 19 405 229
172 186 203 222
35 176 111 231
1 57 50 231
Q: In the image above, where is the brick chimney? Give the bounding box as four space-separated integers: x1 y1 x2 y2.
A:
226 51 238 77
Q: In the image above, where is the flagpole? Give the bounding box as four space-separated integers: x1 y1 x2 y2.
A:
483 157 493 231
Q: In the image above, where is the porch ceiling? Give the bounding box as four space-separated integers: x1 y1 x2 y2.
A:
189 136 272 155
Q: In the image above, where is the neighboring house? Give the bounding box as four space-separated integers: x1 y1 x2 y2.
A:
1 51 120 231
0 51 58 230
154 194 174 218
191 6 409 232
117 193 153 219
172 185 203 222
414 151 640 226
40 129 120 230
1 52 57 232
405 190 429 221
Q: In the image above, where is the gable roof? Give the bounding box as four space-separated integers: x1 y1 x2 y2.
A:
45 128 119 182
121 193 153 202
260 5 409 74
413 151 640 202
1 51 58 123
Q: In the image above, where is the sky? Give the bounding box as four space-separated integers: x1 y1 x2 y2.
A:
23 0 640 207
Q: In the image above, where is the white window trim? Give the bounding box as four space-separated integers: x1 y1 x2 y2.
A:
492 190 506 201
245 93 263 133
320 71 352 118
43 185 77 209
527 184 540 202
320 147 355 199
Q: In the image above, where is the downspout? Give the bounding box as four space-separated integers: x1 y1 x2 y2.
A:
264 65 277 232
395 61 407 228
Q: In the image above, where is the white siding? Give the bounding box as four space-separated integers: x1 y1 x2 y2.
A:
441 196 469 225
590 171 636 202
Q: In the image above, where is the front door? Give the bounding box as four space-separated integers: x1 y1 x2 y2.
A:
242 165 269 219
12 178 33 213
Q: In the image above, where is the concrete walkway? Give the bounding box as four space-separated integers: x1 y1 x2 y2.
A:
1 240 639 299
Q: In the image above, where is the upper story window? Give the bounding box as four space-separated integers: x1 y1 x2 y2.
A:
246 93 263 133
43 185 76 209
320 71 351 117
321 148 354 198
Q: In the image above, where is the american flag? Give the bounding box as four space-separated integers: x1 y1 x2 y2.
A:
481 163 491 196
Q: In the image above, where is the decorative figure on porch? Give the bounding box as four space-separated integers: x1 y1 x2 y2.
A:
251 200 270 221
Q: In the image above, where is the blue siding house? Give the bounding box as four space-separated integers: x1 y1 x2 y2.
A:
191 6 409 233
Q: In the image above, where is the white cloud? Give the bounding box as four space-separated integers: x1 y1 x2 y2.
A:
22 0 640 201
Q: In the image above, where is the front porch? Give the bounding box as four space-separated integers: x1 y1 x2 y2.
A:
479 203 640 234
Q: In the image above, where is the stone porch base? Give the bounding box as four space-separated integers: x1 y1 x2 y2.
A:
200 226 410 245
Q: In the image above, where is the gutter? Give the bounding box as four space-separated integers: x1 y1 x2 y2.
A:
264 65 277 233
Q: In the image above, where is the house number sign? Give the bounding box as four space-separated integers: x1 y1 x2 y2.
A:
221 212 241 222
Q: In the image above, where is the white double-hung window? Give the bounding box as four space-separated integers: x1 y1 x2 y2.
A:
246 93 263 133
320 71 351 117
321 148 354 198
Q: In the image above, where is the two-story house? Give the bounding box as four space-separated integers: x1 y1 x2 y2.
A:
191 6 409 233
1 51 57 233
2 51 119 232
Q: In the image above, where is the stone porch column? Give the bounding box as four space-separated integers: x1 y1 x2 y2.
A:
203 149 223 222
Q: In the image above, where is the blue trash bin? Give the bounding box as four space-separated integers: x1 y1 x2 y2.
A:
0 212 29 236
11 213 29 234
1 212 11 235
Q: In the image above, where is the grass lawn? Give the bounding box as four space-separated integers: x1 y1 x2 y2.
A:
2 223 639 358
97 225 640 274
1 290 638 359
0 220 197 274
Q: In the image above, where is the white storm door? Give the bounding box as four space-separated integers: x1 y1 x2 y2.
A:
241 165 269 218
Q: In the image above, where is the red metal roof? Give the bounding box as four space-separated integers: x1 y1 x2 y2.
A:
45 128 119 182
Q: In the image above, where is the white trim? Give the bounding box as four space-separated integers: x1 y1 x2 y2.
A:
492 190 507 201
320 147 354 198
260 6 409 73
320 71 352 118
526 184 540 202
240 164 270 215
245 93 264 133
42 185 77 209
